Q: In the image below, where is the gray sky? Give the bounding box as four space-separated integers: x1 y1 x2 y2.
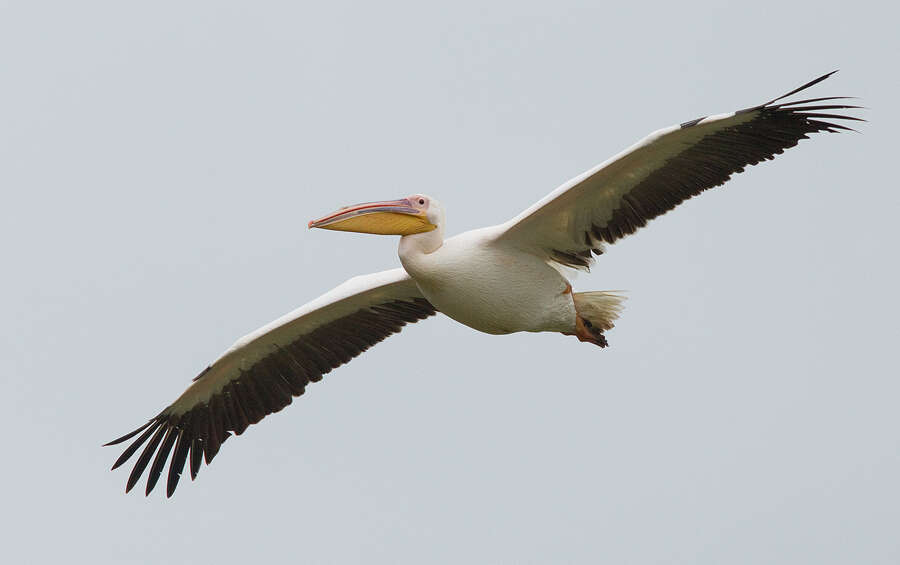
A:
3 1 898 563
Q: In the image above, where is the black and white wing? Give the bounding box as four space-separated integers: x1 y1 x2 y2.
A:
105 268 436 497
495 71 862 269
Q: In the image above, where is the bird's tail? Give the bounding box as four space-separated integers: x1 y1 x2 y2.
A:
570 291 626 347
574 291 626 332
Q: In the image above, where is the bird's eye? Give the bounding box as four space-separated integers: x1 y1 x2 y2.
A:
418 198 426 205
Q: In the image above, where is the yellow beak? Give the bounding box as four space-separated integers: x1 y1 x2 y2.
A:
308 198 436 235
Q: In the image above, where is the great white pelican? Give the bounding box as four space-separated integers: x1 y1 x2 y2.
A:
106 72 860 496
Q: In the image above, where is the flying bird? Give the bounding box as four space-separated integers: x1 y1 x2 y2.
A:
106 72 860 497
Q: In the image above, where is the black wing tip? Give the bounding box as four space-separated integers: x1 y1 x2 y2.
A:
107 411 186 496
757 70 863 136
765 69 843 106
774 95 860 108
103 419 155 447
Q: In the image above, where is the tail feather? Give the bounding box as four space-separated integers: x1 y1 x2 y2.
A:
573 291 626 332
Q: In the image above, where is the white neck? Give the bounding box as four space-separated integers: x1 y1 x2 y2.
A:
398 197 445 270
399 224 444 258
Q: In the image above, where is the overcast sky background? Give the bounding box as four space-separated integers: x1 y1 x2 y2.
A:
2 1 898 563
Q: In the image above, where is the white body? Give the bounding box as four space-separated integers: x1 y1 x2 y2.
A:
399 226 576 334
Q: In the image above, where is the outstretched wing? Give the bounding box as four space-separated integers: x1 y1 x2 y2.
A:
106 268 436 497
495 71 862 270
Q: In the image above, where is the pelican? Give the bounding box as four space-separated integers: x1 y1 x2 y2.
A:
106 71 860 496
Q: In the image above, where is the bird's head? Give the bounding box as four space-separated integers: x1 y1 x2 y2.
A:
308 194 443 236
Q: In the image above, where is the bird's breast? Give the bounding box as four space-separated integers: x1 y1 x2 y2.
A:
399 233 575 335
